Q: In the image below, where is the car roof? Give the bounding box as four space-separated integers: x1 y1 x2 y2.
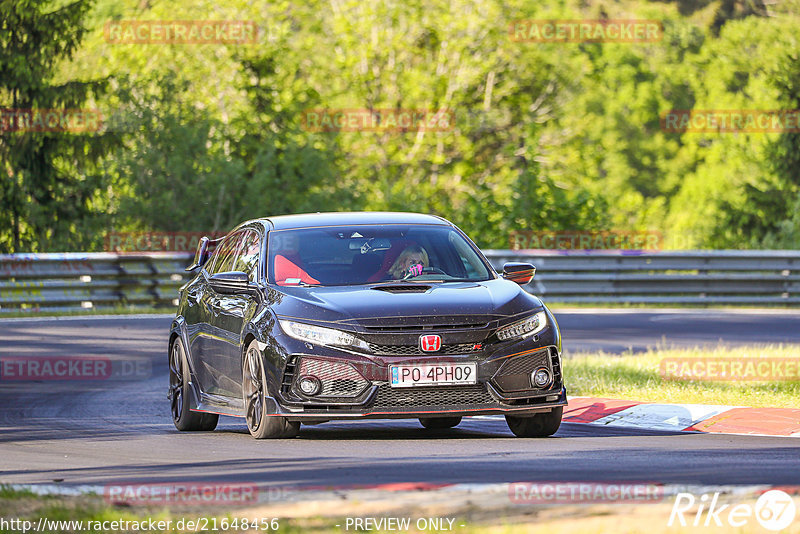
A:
255 212 453 231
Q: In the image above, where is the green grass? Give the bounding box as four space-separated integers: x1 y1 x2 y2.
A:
565 344 800 408
0 486 34 500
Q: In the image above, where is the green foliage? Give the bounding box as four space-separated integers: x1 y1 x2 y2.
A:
714 47 800 248
0 0 119 252
1 0 799 251
105 76 248 234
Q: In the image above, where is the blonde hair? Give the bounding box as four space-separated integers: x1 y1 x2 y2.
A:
388 245 429 279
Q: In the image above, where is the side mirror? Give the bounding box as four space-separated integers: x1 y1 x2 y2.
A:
208 271 251 294
186 236 211 272
502 262 535 285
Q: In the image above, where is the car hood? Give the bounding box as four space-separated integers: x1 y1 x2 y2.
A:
271 279 543 327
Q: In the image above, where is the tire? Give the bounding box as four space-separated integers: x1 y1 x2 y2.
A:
169 338 219 432
242 339 299 439
505 407 562 438
419 416 462 429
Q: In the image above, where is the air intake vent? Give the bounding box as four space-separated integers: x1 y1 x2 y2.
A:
371 285 431 293
293 357 369 398
492 348 551 393
372 384 495 410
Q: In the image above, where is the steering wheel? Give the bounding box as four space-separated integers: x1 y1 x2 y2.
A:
421 267 446 275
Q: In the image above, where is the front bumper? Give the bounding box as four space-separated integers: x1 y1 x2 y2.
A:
267 343 567 420
264 384 567 421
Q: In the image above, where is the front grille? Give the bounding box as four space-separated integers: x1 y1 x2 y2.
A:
318 378 366 397
497 349 550 376
372 384 495 409
295 357 369 398
368 342 481 356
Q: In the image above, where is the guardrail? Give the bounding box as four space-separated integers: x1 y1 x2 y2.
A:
485 250 800 304
0 250 798 313
0 253 191 314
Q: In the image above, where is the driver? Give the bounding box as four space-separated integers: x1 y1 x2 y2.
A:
387 245 430 280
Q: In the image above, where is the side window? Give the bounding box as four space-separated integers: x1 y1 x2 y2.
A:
208 233 243 275
234 230 261 281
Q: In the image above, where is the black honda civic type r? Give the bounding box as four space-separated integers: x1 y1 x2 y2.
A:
168 212 567 439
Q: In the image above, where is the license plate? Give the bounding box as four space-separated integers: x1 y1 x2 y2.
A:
389 363 477 388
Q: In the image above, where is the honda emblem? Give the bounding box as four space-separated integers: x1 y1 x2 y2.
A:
419 334 442 352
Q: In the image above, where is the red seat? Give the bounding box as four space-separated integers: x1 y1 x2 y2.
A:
274 254 319 286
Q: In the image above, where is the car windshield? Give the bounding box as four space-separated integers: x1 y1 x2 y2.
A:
268 225 494 286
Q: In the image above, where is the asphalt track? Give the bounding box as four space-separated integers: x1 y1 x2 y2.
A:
0 310 799 490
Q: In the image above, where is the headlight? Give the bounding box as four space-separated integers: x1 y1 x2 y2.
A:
279 320 355 347
496 311 547 341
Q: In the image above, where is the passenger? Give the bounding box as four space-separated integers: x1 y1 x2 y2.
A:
387 245 430 279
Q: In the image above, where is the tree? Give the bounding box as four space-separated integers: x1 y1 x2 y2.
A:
714 48 800 248
0 0 117 252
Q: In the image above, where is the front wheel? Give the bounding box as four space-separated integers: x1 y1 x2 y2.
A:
419 416 462 429
242 340 299 439
505 407 562 438
169 338 218 432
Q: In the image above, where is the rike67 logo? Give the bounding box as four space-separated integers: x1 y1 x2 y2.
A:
669 489 797 531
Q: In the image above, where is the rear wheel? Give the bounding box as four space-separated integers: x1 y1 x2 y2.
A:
242 340 299 439
505 407 562 438
169 338 218 431
419 416 462 429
